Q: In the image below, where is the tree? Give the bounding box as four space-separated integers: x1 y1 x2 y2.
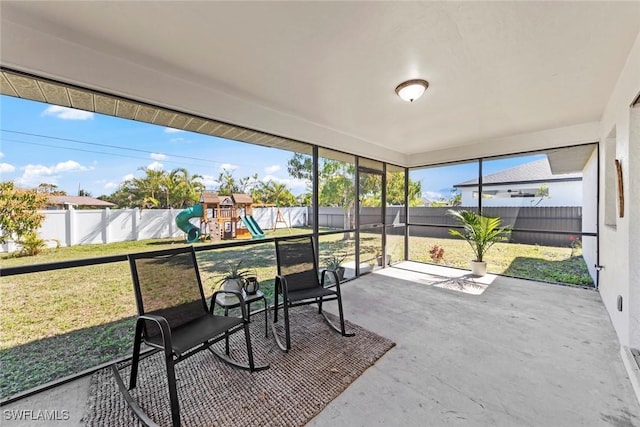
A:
263 181 295 206
78 188 93 197
36 183 66 196
449 191 462 207
0 181 48 244
531 184 549 207
165 168 204 208
288 154 422 236
102 167 204 209
215 171 258 195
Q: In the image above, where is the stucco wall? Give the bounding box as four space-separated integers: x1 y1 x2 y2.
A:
598 31 640 348
582 149 599 281
460 180 582 207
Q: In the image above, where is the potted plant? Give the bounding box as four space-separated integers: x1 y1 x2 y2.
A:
375 251 391 267
217 260 251 293
324 254 346 283
448 209 511 276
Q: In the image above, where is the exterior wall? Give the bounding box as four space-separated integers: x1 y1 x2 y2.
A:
630 104 640 349
598 31 640 348
459 181 582 207
581 149 599 281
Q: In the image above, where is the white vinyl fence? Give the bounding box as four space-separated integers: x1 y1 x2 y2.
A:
1 207 309 253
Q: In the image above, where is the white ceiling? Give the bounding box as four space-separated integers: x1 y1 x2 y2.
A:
1 1 639 166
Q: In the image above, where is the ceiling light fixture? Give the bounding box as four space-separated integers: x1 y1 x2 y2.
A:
395 79 429 102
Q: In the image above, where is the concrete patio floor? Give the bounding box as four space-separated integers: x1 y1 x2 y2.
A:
3 262 639 426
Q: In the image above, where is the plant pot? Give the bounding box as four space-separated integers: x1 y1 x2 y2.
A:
222 278 244 293
376 254 391 267
327 267 345 283
244 276 259 295
470 260 487 277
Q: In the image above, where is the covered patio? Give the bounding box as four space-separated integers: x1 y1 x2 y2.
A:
3 265 638 426
1 1 640 425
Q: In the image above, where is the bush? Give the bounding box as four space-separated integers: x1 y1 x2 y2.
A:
18 232 48 257
0 181 48 246
429 244 445 263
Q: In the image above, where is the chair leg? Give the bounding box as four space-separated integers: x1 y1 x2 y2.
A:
273 286 279 323
336 294 348 336
165 352 181 427
263 298 268 338
242 321 256 372
129 320 145 390
283 300 291 351
317 297 323 314
224 307 230 355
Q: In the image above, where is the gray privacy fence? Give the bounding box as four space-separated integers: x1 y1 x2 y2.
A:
0 207 309 253
312 206 585 247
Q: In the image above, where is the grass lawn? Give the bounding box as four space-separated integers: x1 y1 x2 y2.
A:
0 228 302 398
0 228 593 398
405 236 594 287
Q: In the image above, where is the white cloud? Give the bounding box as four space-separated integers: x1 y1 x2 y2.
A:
42 105 94 120
15 160 93 187
262 175 308 189
170 137 186 143
122 173 135 182
264 165 281 174
104 182 118 190
164 128 183 134
220 163 238 171
0 163 16 174
0 152 4 159
146 161 164 171
55 160 91 173
197 175 219 188
150 153 167 161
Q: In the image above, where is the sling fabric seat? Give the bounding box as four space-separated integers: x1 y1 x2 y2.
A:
112 246 267 427
272 236 354 351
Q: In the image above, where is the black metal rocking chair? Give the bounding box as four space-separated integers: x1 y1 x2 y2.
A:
272 236 354 351
112 246 268 427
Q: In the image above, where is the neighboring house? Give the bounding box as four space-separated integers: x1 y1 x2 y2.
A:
47 195 116 210
453 158 582 207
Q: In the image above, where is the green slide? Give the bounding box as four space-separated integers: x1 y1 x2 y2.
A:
175 204 204 243
241 215 265 239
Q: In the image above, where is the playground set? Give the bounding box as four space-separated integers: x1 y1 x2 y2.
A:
175 192 266 243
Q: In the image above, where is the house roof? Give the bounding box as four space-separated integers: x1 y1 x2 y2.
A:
48 196 115 207
200 191 220 204
454 158 582 188
232 194 253 205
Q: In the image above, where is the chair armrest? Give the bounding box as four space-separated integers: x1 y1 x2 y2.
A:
320 269 339 287
137 314 173 352
275 274 289 296
210 290 248 319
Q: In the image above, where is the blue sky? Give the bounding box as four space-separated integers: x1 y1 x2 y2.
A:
1 94 538 201
0 95 308 197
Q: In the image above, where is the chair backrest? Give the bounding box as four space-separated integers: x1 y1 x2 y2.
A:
128 246 208 340
275 236 320 292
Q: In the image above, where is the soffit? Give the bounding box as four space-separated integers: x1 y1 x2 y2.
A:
0 70 312 155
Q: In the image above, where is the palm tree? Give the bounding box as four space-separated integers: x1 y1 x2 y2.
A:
168 168 204 208
217 171 239 195
132 168 165 208
264 181 295 206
